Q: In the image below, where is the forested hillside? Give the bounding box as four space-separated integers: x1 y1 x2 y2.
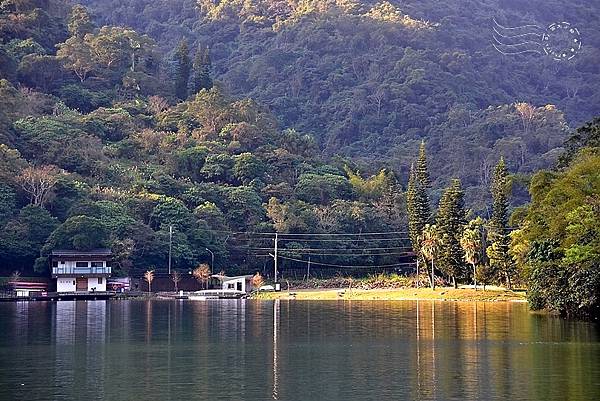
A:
0 0 408 277
79 0 600 207
0 0 598 311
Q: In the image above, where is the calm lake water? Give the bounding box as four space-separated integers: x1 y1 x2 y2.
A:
0 300 598 401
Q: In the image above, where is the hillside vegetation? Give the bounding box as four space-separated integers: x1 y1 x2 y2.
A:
0 0 599 317
78 0 600 208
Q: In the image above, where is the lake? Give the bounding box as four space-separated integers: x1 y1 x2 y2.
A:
0 300 598 401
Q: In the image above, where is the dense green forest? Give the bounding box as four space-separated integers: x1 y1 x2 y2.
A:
78 0 600 208
0 0 598 316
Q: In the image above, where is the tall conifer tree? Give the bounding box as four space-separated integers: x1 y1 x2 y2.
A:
436 178 466 288
407 141 431 268
191 46 213 94
486 157 516 289
416 140 431 188
173 39 191 99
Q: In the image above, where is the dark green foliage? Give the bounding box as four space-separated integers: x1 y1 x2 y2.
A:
68 4 94 38
295 173 352 205
514 143 600 318
173 39 191 99
0 185 17 225
191 46 212 94
42 215 109 253
406 144 431 261
17 55 66 92
560 118 600 167
436 179 466 287
58 85 111 112
0 205 59 272
416 141 430 188
487 157 516 288
76 0 600 214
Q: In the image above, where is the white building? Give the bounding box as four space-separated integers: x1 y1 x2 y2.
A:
51 249 112 293
214 274 254 293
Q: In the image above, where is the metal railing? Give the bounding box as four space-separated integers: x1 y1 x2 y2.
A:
52 266 111 275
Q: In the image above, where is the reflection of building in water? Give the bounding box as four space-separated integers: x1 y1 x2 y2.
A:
52 301 107 399
85 301 106 399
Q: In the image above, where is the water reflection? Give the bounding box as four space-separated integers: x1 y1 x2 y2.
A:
0 300 598 401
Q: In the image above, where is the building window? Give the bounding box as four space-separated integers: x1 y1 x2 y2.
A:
91 262 103 268
52 261 58 267
98 278 103 284
73 280 76 285
75 262 89 268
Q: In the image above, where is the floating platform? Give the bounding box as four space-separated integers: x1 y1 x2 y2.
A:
0 291 116 302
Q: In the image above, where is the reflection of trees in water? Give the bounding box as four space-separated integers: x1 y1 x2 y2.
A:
8 300 594 400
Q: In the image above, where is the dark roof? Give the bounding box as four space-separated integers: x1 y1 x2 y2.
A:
51 249 112 257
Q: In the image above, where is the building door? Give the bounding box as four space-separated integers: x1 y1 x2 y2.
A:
76 278 88 291
236 281 242 292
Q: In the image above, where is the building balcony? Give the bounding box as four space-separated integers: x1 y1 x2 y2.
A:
52 266 112 277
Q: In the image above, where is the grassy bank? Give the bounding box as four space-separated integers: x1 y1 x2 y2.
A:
252 287 526 302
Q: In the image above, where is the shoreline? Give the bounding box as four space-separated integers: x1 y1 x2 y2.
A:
252 287 527 302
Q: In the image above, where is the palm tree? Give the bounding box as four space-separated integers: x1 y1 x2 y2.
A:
144 270 155 292
420 224 439 289
193 264 211 289
461 227 482 290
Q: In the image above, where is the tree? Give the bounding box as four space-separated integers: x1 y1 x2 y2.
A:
171 270 182 292
193 264 211 289
173 39 191 99
515 102 535 136
513 146 600 317
475 264 494 291
191 46 212 94
295 173 352 205
56 37 95 82
559 117 600 167
68 5 95 38
144 270 155 292
416 140 431 188
0 185 16 224
407 162 430 265
87 26 131 69
251 272 264 290
419 224 439 289
486 157 515 289
436 179 466 288
461 217 484 289
17 165 62 207
0 144 27 186
9 270 21 283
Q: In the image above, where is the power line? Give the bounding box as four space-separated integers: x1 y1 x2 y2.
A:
277 237 411 243
233 246 413 251
205 229 410 237
277 251 413 257
266 254 417 269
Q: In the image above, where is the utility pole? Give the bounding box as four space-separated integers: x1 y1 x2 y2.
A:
274 233 278 283
168 225 173 275
307 256 311 280
416 258 420 288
